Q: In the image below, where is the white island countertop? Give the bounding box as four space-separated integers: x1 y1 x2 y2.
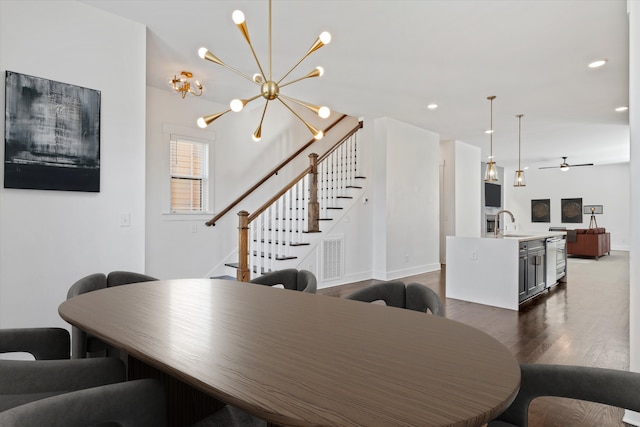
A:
488 231 566 242
445 232 566 310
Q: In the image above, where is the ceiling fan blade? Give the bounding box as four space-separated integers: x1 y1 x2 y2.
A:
568 163 594 167
538 166 560 169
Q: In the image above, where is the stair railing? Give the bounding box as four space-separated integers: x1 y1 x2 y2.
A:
206 114 348 227
236 121 363 281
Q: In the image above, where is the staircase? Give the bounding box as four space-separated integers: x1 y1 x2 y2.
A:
214 119 365 282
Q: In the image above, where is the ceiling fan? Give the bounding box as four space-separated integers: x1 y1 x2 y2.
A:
539 156 594 171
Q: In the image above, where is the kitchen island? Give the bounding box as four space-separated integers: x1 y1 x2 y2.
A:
446 232 566 310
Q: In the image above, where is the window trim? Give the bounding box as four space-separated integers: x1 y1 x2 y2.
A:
162 123 215 218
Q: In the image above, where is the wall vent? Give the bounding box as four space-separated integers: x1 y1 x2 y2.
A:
322 236 344 281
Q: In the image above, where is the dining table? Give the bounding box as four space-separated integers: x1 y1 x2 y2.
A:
59 278 520 427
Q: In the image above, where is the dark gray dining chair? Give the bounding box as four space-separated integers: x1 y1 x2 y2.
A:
0 378 166 427
0 328 125 412
344 280 407 307
489 364 640 426
67 271 158 358
249 268 317 293
406 282 446 316
345 281 445 316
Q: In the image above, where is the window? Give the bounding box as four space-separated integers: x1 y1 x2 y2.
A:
169 136 209 213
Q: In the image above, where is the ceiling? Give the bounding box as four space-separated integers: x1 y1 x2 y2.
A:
81 0 630 170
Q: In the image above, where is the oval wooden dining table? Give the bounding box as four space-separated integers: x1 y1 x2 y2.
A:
59 278 520 427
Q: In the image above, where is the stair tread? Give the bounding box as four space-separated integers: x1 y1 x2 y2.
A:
252 251 298 261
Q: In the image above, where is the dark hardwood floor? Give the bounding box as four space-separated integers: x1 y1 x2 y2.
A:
319 250 631 427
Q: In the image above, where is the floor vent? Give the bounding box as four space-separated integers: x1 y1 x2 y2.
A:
322 236 344 281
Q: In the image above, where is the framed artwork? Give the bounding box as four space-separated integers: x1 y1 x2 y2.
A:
561 198 583 223
531 199 551 223
4 71 101 192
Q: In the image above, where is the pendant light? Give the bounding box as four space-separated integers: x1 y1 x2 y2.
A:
513 114 526 187
484 96 498 182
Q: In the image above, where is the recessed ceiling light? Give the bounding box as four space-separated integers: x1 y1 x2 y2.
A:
427 104 438 109
588 59 607 68
615 106 629 112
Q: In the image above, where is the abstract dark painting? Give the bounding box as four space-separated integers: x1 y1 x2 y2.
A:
531 199 551 223
561 198 583 223
4 71 100 192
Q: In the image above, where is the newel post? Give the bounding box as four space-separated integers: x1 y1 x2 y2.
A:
237 210 250 282
308 153 320 232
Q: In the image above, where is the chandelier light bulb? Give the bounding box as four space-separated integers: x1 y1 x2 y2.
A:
198 47 208 59
316 66 324 77
232 10 245 25
319 31 331 45
253 74 263 84
318 106 331 119
230 99 244 112
197 117 208 128
314 131 324 140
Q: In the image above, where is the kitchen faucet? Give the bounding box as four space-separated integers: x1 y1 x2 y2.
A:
494 210 515 237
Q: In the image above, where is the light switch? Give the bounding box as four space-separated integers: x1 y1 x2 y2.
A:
119 212 131 227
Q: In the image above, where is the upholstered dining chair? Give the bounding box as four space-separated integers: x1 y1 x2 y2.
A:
0 328 125 412
67 271 158 358
488 364 640 426
249 268 317 293
0 378 166 427
345 281 445 316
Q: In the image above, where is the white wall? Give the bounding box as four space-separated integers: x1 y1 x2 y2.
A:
440 140 481 263
0 1 146 328
372 117 440 279
454 142 482 237
503 164 630 250
627 0 640 425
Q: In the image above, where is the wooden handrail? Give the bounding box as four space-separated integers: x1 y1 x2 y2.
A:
247 120 364 224
205 114 349 226
317 120 364 164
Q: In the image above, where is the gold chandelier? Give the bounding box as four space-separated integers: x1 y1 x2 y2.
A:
484 95 498 182
170 71 203 98
196 0 331 141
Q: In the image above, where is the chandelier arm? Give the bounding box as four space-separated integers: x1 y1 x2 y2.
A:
276 36 326 86
269 0 272 80
188 86 203 97
243 93 264 105
198 109 232 128
253 100 270 141
279 68 323 89
200 49 259 85
238 26 268 81
279 94 323 116
277 98 322 139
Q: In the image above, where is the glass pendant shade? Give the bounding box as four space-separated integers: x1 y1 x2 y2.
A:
484 161 498 182
513 170 526 186
484 96 498 182
513 114 526 187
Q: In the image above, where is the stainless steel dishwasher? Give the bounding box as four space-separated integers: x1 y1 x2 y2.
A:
546 236 566 287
